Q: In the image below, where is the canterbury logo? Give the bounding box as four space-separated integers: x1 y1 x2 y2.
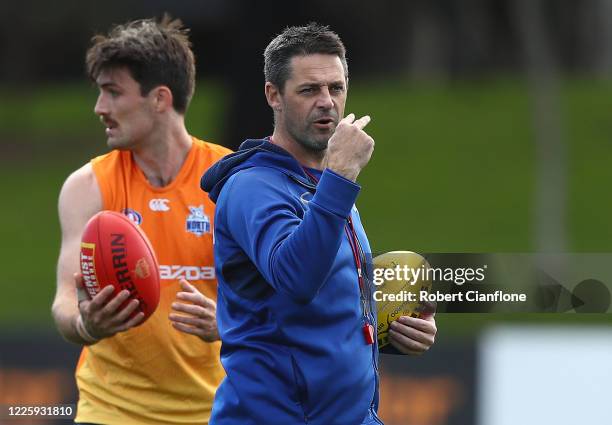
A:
149 198 170 211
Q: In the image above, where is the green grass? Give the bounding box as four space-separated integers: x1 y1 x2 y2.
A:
2 78 612 329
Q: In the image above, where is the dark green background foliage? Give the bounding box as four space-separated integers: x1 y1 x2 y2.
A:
2 79 611 331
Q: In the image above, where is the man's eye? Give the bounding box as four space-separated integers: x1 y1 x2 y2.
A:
301 87 314 94
331 86 345 93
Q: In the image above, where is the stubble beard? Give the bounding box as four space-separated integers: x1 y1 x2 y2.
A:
289 123 335 154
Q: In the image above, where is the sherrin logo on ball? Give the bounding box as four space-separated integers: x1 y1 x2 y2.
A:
79 210 161 322
373 251 435 349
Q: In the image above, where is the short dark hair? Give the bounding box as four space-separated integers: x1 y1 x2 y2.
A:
264 23 348 93
86 15 195 114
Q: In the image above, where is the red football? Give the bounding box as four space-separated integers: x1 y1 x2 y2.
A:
79 210 160 321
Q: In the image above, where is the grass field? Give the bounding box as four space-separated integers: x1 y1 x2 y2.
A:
1 78 611 331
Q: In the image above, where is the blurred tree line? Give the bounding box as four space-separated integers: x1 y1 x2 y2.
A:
2 0 611 148
2 0 612 83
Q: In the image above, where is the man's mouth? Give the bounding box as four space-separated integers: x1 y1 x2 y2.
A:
102 118 119 135
312 117 335 128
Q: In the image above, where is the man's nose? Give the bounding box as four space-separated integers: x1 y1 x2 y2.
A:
315 86 334 109
94 93 108 116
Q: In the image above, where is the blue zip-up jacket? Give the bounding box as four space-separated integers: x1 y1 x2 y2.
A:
201 139 382 425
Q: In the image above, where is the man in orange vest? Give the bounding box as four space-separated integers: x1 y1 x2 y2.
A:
52 16 231 425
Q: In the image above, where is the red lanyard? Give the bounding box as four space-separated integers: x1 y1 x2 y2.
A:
302 168 375 345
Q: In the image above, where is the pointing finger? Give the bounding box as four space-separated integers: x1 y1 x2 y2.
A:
353 115 371 130
342 113 356 124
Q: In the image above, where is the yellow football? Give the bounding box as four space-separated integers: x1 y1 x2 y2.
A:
372 251 434 349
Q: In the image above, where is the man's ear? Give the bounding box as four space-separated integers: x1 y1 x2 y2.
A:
265 82 282 112
151 86 173 113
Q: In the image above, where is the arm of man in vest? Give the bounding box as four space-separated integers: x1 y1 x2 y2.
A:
52 163 145 345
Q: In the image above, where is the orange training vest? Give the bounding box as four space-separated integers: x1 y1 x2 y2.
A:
75 137 231 425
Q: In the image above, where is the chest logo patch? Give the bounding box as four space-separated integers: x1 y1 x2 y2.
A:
186 205 211 236
149 198 170 212
121 208 143 225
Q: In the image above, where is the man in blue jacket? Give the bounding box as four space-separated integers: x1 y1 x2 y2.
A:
201 23 437 425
